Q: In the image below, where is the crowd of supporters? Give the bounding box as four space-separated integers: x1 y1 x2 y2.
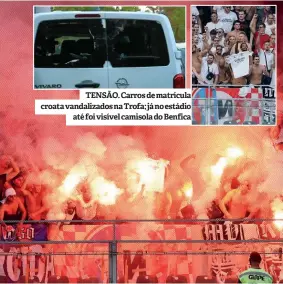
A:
192 6 276 87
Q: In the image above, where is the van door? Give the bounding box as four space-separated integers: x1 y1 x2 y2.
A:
105 14 182 88
34 14 109 89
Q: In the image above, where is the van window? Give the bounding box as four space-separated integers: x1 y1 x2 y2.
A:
106 19 170 67
34 19 107 68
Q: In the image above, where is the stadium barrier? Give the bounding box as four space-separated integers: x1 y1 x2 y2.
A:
192 85 276 125
0 218 283 282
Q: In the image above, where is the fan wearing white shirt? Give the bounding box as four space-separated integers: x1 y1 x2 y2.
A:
216 29 225 46
205 12 224 34
200 54 219 85
75 184 98 220
258 41 274 78
192 23 202 39
209 37 222 55
193 34 203 51
265 14 275 36
218 6 238 34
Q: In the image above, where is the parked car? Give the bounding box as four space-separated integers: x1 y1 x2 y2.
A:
34 11 185 89
176 42 185 77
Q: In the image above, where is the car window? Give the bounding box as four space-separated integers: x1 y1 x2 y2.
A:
34 19 107 68
106 19 170 67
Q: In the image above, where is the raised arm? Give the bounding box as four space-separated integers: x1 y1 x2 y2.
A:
249 14 258 35
6 157 20 181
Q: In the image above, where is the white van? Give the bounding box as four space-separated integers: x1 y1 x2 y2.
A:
34 11 185 89
176 42 186 76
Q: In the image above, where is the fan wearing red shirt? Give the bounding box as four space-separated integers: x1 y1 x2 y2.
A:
250 14 270 50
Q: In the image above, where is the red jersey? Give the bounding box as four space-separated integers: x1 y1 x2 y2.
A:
254 32 270 49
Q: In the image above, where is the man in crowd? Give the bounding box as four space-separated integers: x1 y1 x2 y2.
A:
250 14 270 50
265 13 275 35
270 34 275 51
217 52 231 84
218 180 257 220
205 12 223 33
0 155 20 199
226 21 243 41
22 180 45 220
218 6 238 34
249 54 267 86
74 182 98 220
238 252 273 283
0 188 27 232
258 41 274 82
193 34 203 51
200 54 219 86
238 10 251 38
192 43 209 84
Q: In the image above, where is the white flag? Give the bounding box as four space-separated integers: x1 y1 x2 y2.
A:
226 51 252 79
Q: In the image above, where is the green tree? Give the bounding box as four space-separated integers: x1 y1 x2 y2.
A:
145 6 185 42
120 7 141 12
145 6 163 13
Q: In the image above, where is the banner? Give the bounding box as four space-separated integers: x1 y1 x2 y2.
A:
192 87 275 125
0 223 282 283
0 224 47 242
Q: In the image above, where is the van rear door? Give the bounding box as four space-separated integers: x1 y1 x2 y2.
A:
105 13 182 88
34 13 109 89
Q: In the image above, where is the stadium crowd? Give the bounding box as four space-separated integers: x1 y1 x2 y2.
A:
0 144 282 234
192 6 276 87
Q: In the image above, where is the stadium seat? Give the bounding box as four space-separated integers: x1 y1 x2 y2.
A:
166 275 188 283
195 275 216 283
136 275 158 283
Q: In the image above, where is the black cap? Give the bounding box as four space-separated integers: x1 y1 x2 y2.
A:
249 252 262 263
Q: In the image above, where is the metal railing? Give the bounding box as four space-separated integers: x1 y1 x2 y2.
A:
192 85 276 125
0 218 283 282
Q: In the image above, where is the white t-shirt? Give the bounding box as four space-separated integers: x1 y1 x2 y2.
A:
218 11 238 33
259 49 274 71
75 196 98 220
265 23 276 36
205 21 224 33
201 57 219 85
226 51 251 79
